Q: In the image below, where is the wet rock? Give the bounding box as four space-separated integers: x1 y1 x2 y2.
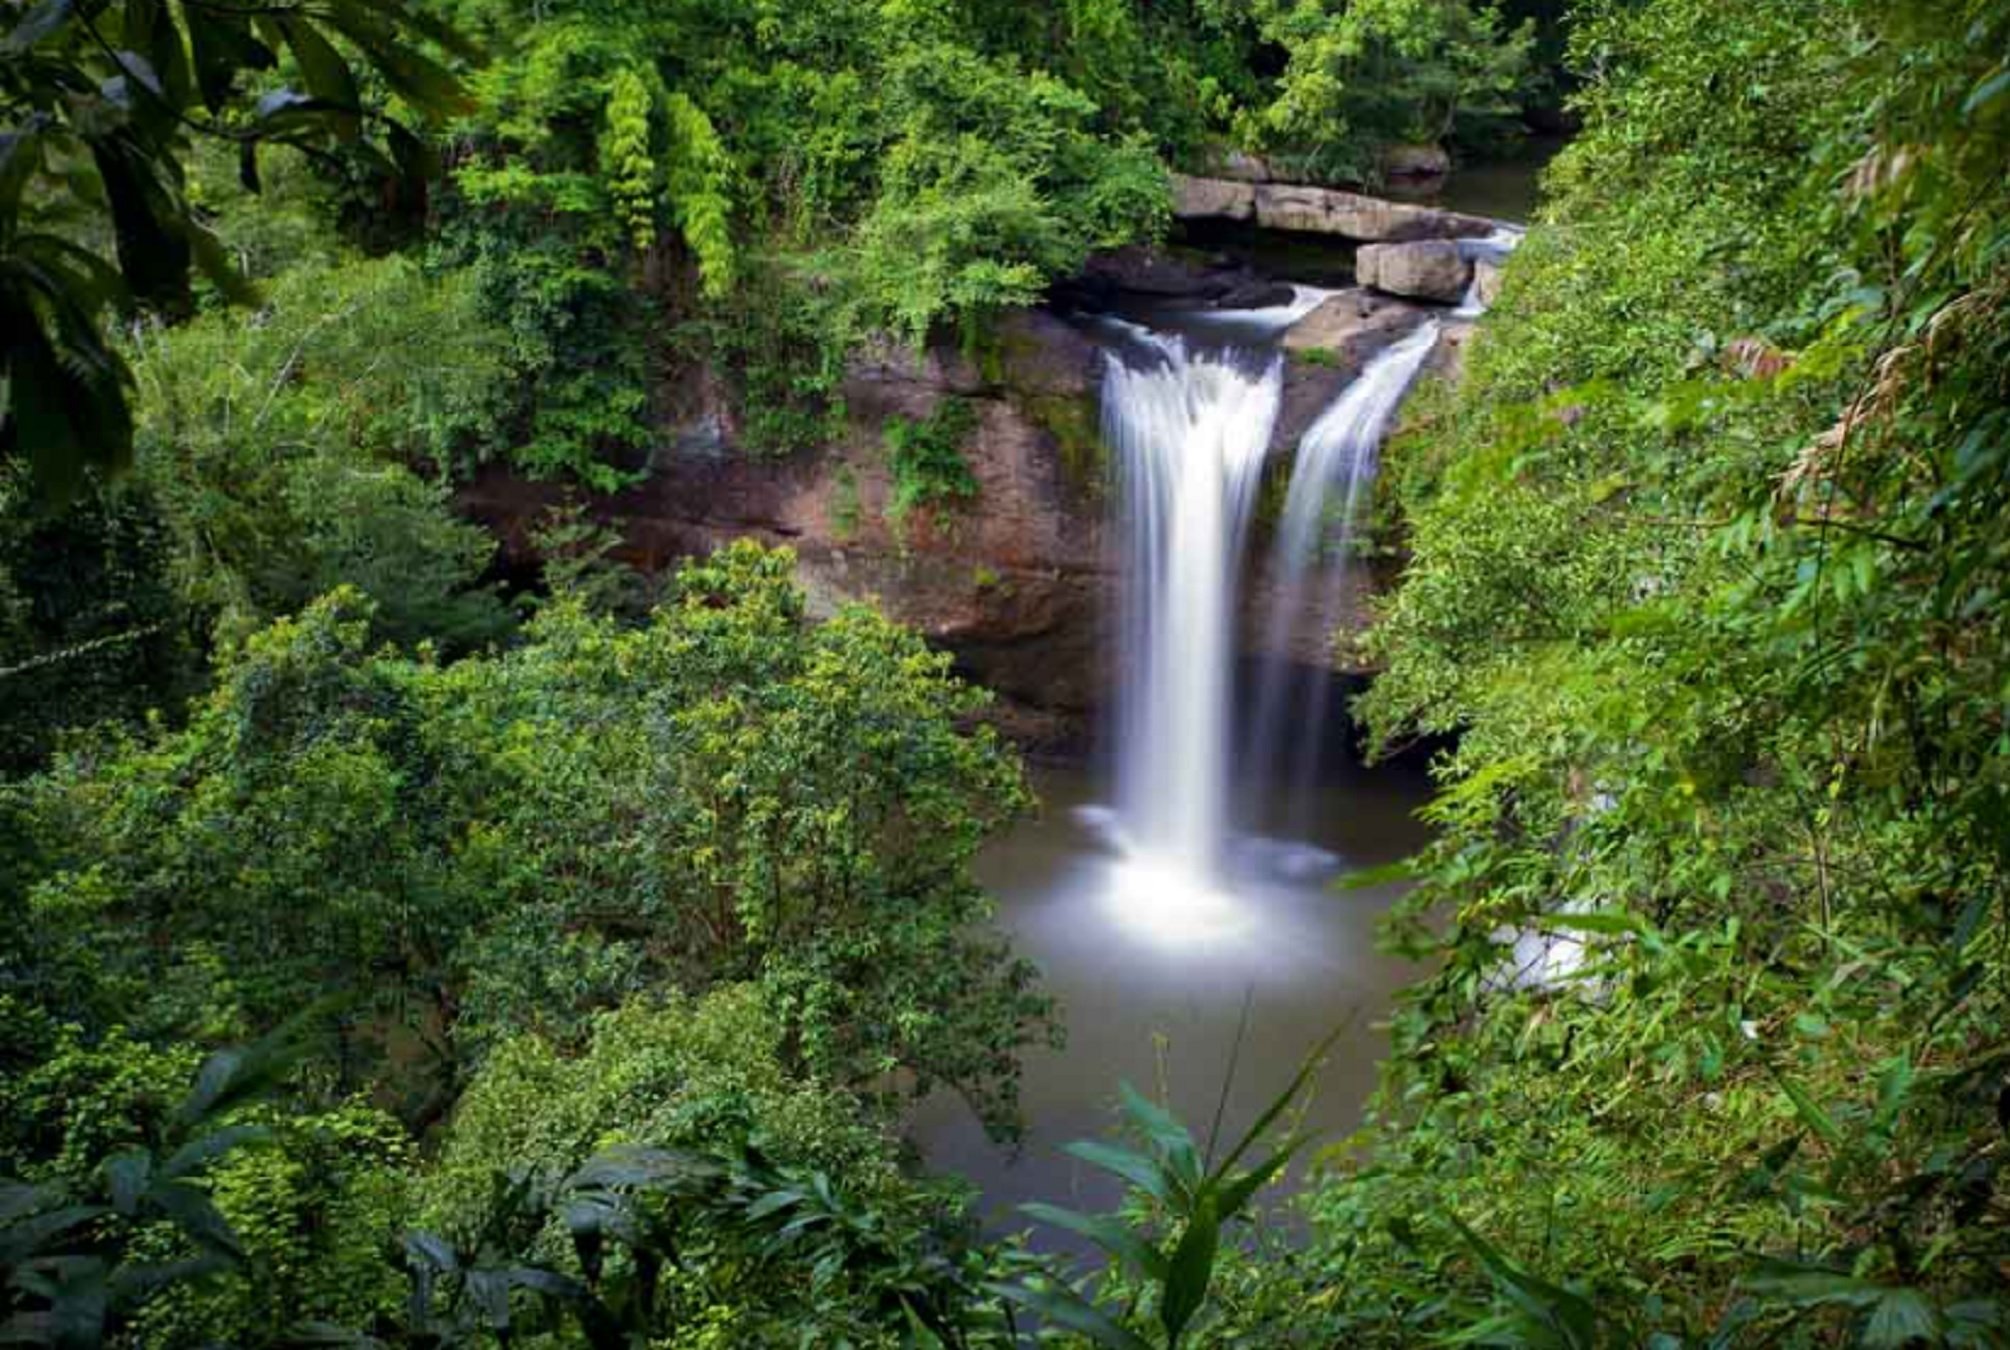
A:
1473 256 1506 309
1068 245 1249 303
1282 290 1434 360
1268 291 1437 457
1355 240 1472 304
1215 279 1300 310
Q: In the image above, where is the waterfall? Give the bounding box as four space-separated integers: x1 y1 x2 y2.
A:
1244 320 1443 818
1098 331 1282 933
1085 228 1514 937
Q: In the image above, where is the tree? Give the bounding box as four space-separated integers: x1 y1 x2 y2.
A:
8 543 1053 1136
0 0 474 500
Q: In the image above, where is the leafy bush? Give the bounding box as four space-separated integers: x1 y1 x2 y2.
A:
129 256 512 651
424 986 892 1236
1251 0 2010 1343
8 544 1051 1138
885 398 981 529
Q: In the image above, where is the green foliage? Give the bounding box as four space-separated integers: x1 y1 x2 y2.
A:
432 542 1054 1134
128 255 513 652
0 470 201 776
1241 0 2010 1344
0 1031 307 1348
423 987 892 1236
529 500 649 618
885 397 981 529
1007 1034 1339 1348
599 68 660 255
0 0 472 501
1242 0 1539 184
134 1100 412 1346
350 1137 1024 1348
8 543 1049 1137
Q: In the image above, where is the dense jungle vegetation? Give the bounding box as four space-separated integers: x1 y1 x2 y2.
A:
2 0 2006 1345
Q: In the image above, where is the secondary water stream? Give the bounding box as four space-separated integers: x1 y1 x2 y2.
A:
912 232 1516 1233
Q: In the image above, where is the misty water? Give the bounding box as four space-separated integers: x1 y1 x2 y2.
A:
907 750 1435 1232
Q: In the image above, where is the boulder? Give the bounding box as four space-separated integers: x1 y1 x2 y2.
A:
1171 174 1257 222
1282 290 1434 358
1271 290 1439 454
1473 256 1506 309
1356 241 1472 304
1249 182 1495 242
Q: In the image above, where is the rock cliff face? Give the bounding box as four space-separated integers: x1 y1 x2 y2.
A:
462 223 1470 753
463 310 1116 753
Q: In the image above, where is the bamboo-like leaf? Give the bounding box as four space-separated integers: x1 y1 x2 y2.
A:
989 1279 1155 1350
1773 1071 1844 1149
1062 1140 1173 1205
1019 1202 1166 1280
1445 1211 1598 1350
1118 1081 1200 1196
1211 1021 1348 1181
1160 1193 1219 1346
1212 1141 1301 1220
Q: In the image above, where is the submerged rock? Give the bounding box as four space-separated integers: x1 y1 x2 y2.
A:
1380 142 1453 182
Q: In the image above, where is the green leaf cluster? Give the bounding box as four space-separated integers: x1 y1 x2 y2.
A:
1205 0 2010 1344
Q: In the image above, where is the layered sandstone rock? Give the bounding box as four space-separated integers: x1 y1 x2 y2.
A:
1171 173 1495 243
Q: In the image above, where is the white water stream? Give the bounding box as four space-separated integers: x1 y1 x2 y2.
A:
1099 332 1281 938
1244 319 1444 815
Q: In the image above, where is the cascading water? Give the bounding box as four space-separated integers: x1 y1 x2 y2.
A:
1244 319 1444 819
1097 330 1282 938
1086 227 1516 940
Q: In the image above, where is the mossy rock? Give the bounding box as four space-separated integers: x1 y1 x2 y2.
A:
1020 390 1110 499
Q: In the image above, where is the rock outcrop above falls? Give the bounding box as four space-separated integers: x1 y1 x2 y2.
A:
1171 173 1496 242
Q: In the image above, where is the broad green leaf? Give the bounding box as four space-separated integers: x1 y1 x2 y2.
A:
1863 1289 1939 1349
